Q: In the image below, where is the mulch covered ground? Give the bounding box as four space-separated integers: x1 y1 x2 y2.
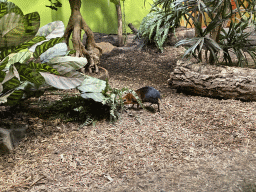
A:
0 34 256 192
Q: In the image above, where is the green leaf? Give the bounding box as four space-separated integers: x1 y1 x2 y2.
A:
0 89 14 104
77 75 106 93
2 65 19 84
33 37 64 59
39 72 84 90
0 11 40 48
47 56 87 78
15 63 45 86
78 76 107 102
0 36 46 60
6 51 31 66
6 89 23 105
2 76 20 94
0 56 9 71
81 92 106 103
0 0 23 19
48 56 87 71
28 62 60 75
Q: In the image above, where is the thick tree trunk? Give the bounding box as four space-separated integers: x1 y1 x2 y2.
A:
63 0 102 73
116 2 124 47
168 60 256 101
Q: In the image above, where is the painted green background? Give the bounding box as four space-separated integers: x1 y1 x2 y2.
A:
8 0 153 49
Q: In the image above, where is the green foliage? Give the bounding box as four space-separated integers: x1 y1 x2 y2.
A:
33 37 65 59
101 80 127 122
152 0 256 67
219 20 256 67
0 0 139 124
0 1 88 106
78 75 107 102
0 10 41 58
137 3 181 52
36 80 134 124
101 80 144 122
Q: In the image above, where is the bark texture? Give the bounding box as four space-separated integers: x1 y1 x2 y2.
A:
128 23 138 34
168 60 256 101
63 0 102 73
116 3 124 47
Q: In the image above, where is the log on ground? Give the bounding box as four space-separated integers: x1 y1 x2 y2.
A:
168 60 256 101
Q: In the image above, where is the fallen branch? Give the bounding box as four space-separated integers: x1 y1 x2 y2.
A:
168 60 256 101
128 23 138 34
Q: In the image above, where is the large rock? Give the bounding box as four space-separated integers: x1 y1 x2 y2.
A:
0 124 28 154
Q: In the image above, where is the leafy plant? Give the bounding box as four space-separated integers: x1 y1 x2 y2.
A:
219 20 256 67
150 0 256 67
0 0 140 124
101 80 144 122
137 2 182 52
0 1 102 108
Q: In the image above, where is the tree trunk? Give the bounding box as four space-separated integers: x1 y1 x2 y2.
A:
116 2 124 47
63 0 102 73
168 60 256 101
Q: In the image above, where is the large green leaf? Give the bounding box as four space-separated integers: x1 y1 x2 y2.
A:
0 12 24 47
78 76 106 93
0 36 46 60
15 63 45 86
33 37 64 59
39 43 68 64
0 12 40 48
0 55 9 71
28 21 65 54
21 12 40 41
5 86 25 106
34 20 64 38
1 65 19 84
0 79 45 106
0 0 23 19
0 89 14 104
39 72 84 90
3 51 31 71
78 76 107 102
28 62 60 75
47 56 87 78
81 92 106 103
2 76 20 93
6 89 23 105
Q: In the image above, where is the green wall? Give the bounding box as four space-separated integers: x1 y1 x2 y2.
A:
8 0 153 49
8 0 153 33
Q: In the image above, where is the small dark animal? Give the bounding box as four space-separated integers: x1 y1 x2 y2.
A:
123 86 161 112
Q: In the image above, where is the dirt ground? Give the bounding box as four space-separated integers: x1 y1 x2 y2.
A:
0 34 256 192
